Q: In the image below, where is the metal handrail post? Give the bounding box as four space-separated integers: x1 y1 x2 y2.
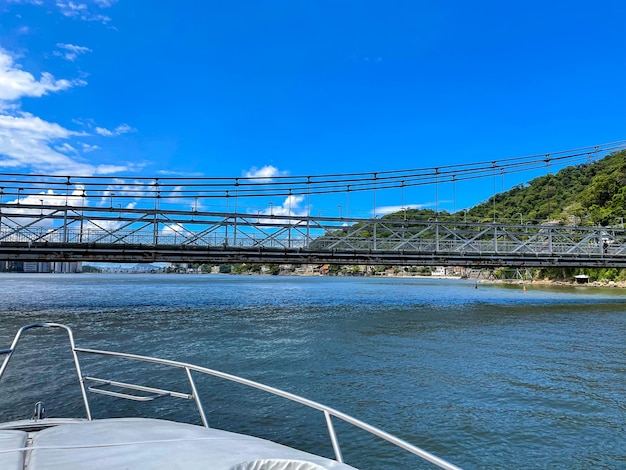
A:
0 323 92 420
185 367 209 428
66 326 93 421
324 410 343 463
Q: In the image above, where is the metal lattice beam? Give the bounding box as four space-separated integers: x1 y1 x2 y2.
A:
1 202 626 267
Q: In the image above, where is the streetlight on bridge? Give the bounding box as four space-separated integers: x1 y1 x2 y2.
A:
517 213 523 225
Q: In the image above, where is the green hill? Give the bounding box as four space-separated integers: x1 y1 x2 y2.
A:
381 149 626 227
465 149 626 226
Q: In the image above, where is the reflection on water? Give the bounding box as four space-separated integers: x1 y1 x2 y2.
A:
0 274 624 469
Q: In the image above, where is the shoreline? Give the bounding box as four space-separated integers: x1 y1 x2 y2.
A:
18 269 626 288
478 278 626 288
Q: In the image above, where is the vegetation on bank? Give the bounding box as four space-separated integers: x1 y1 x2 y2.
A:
163 263 435 277
81 265 101 273
534 267 626 283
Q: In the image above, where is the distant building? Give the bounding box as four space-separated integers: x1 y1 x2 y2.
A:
0 261 83 273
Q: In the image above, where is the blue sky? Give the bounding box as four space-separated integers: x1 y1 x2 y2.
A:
0 0 624 217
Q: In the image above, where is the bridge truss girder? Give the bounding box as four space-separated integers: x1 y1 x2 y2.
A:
1 243 625 268
1 202 626 267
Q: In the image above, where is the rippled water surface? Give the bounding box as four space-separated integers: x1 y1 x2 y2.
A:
0 273 624 469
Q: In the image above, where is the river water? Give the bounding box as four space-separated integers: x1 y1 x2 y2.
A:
0 274 624 469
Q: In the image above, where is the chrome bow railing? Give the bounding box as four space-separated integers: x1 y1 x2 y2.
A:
0 323 461 470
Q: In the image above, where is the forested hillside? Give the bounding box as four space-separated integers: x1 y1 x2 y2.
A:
384 149 626 227
467 149 626 226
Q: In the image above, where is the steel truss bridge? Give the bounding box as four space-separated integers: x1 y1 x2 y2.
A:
1 141 625 268
1 202 626 268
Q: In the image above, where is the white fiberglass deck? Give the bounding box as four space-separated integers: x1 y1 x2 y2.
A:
0 418 357 470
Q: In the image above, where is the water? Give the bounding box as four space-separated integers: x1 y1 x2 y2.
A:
0 274 624 469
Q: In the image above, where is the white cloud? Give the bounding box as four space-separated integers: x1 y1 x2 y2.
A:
20 187 86 207
243 165 288 182
0 112 95 174
0 48 86 101
95 164 130 174
273 194 305 216
95 123 136 136
114 123 135 134
54 142 78 154
86 218 121 232
6 0 44 4
93 0 117 7
374 204 430 216
54 43 92 62
160 223 196 243
0 101 19 113
94 126 113 136
0 49 135 175
81 143 100 152
156 169 204 177
96 180 160 207
56 1 86 15
0 112 77 139
56 1 111 23
254 194 308 224
8 1 114 22
162 223 186 235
